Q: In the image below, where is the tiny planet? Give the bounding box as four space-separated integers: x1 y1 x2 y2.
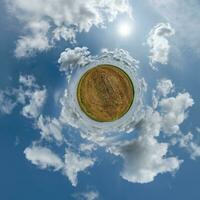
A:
77 64 134 122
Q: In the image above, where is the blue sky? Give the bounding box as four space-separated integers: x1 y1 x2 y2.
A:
1 0 200 199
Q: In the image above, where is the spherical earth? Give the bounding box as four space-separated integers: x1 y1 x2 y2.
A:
77 64 134 122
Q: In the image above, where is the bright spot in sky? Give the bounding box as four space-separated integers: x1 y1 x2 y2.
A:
117 22 132 37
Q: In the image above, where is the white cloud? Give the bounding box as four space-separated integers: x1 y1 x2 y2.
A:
63 150 95 186
147 23 175 69
7 0 132 57
36 115 63 142
24 145 63 170
58 47 92 73
159 93 194 134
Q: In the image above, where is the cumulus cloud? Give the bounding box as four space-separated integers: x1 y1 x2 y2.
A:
63 150 95 186
7 0 132 57
24 145 63 170
147 23 175 69
159 92 194 134
58 47 92 73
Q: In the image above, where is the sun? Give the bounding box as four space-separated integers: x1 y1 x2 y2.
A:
117 21 132 37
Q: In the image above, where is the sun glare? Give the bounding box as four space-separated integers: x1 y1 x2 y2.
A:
118 22 132 37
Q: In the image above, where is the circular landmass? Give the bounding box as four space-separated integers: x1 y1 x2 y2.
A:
77 64 134 122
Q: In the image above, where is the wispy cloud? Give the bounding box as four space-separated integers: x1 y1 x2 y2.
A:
0 75 46 118
36 115 63 142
